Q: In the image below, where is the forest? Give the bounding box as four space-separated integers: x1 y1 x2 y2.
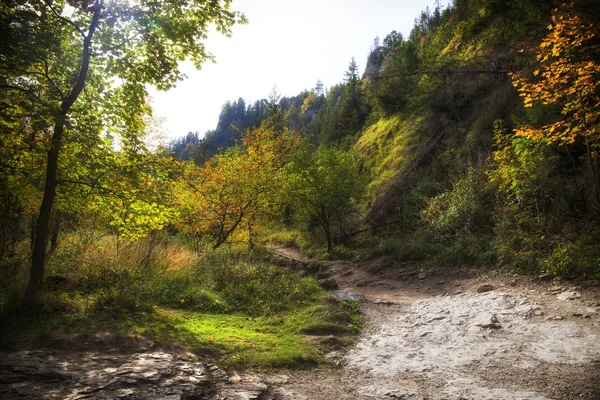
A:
1 0 600 379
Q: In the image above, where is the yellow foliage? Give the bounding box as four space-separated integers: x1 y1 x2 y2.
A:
173 118 299 248
511 3 600 146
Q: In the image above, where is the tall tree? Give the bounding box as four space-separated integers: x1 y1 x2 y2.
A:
336 57 367 140
0 0 245 305
314 79 324 95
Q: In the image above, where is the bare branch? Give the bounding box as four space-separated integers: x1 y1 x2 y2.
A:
57 178 125 200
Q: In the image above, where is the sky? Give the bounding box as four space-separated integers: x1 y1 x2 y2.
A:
150 0 439 141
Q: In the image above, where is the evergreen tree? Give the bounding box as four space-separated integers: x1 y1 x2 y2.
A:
335 57 368 141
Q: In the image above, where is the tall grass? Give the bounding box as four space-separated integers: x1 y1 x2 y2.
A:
1 232 322 317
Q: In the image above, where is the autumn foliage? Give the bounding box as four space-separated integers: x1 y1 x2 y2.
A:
510 3 600 146
175 117 299 248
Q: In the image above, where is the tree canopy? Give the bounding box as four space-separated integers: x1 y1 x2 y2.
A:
0 0 245 305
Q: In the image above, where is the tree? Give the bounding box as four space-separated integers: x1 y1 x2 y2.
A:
290 145 366 252
314 79 324 95
510 3 600 208
510 4 599 146
175 117 298 249
382 30 403 53
1 1 245 305
332 57 368 141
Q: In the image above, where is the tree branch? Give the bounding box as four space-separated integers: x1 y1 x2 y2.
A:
43 0 86 39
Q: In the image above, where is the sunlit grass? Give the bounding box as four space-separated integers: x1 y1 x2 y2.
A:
147 309 322 367
355 114 423 201
0 300 361 368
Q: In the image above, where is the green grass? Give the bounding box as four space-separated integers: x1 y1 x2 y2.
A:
0 236 363 368
0 299 361 368
355 113 423 202
146 308 331 367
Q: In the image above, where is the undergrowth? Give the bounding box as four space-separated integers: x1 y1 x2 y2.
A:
0 234 362 368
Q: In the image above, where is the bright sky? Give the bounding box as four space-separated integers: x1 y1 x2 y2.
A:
151 0 439 140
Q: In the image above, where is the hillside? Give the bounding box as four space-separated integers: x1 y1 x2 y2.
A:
168 0 600 280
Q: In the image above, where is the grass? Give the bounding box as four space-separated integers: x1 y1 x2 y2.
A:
0 300 361 368
355 113 423 202
0 235 362 368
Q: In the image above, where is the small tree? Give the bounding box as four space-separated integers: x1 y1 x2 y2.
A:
291 145 366 252
175 117 298 249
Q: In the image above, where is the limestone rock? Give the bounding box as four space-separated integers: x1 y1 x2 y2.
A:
272 387 308 400
329 290 366 302
557 291 581 301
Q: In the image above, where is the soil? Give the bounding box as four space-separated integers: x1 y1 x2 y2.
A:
267 247 600 400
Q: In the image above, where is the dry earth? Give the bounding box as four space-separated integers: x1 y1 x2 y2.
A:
1 248 599 399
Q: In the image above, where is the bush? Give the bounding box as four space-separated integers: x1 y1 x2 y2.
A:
543 231 600 282
421 167 492 239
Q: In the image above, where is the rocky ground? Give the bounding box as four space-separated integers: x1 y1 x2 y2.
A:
1 249 599 399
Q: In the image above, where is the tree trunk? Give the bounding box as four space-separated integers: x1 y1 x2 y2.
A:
324 227 333 253
321 204 332 252
25 120 64 306
24 6 101 307
46 210 62 261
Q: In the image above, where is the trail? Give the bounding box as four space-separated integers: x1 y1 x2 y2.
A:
266 247 600 400
1 248 599 399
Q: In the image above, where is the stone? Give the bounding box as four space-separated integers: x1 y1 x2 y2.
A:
228 372 242 383
476 284 495 293
303 262 322 274
359 386 425 399
0 351 212 399
356 280 369 287
557 291 581 301
272 387 308 400
473 314 502 329
329 291 366 302
317 278 339 290
341 270 353 277
315 271 331 280
264 374 289 385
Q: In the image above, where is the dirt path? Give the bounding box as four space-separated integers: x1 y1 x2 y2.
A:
267 247 600 400
1 249 599 399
